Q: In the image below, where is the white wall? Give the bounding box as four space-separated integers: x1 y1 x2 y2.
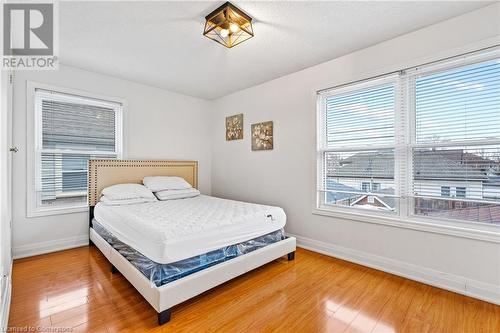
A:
11 65 212 258
211 5 500 303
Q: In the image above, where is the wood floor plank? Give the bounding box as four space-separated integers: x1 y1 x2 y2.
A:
8 246 500 332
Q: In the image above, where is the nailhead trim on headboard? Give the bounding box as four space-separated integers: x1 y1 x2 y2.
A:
88 159 198 206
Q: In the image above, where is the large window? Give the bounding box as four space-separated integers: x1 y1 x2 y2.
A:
317 49 500 229
29 86 122 216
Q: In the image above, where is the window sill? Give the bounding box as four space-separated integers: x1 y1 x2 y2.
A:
55 192 86 199
27 205 88 218
312 206 500 243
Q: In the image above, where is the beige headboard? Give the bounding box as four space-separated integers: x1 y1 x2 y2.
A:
88 160 198 206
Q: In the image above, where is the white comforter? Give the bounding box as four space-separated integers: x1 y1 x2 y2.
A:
94 195 286 264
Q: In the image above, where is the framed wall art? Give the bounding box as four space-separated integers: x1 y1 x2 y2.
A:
251 121 273 151
226 114 243 141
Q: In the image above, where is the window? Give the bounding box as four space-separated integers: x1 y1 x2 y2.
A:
317 48 500 229
440 186 450 197
411 56 500 225
29 86 123 216
318 76 397 213
361 182 381 192
456 187 466 198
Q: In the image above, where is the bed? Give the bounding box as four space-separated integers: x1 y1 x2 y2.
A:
88 160 296 325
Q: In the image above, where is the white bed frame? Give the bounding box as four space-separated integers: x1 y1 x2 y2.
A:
87 160 296 325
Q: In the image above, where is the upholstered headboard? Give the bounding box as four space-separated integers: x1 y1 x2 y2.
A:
88 159 198 206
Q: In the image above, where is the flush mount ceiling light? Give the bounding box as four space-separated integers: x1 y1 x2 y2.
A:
203 1 254 48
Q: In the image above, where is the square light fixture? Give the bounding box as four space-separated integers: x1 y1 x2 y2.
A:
203 1 254 48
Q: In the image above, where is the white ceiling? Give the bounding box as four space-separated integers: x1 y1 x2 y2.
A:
60 1 491 99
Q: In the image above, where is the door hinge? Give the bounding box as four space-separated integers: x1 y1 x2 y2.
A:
9 74 13 84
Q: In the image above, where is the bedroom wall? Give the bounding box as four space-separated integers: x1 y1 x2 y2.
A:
210 4 500 303
11 65 212 258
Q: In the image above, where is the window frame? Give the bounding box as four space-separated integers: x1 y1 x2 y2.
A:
26 81 125 217
316 74 400 219
406 50 500 226
314 48 500 242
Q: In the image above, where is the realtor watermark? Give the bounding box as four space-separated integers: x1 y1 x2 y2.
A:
2 1 58 70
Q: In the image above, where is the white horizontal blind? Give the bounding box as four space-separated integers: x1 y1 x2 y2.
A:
35 89 122 210
318 77 398 213
415 59 500 144
411 57 500 224
325 83 395 148
42 99 117 151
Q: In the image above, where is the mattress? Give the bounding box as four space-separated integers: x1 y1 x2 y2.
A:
92 219 285 287
93 195 286 264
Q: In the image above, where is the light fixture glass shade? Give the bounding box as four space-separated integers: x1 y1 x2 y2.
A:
203 2 254 48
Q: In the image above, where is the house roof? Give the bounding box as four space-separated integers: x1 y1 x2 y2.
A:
484 175 500 185
413 150 490 181
325 180 361 202
327 149 493 181
327 151 393 179
428 204 500 224
372 187 396 208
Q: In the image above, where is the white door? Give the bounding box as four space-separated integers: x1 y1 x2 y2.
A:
6 72 13 267
0 71 13 328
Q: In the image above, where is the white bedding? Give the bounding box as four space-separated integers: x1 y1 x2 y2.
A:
93 195 286 264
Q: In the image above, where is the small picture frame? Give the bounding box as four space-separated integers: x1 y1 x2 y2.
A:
226 114 243 141
251 121 273 151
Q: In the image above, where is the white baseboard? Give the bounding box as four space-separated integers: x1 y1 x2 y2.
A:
288 233 500 305
12 235 89 259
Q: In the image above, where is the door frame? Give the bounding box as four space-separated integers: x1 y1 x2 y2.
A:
0 70 13 330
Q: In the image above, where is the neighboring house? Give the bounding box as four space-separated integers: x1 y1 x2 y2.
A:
325 149 500 214
326 151 394 189
483 174 500 200
41 154 90 204
412 149 487 200
325 151 396 210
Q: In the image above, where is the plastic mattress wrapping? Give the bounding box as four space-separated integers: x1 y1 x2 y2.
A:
92 219 285 287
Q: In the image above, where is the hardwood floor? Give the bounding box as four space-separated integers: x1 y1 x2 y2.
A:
8 246 500 333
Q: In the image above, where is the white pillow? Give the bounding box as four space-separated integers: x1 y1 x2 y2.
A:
100 196 157 206
143 176 192 192
101 183 156 201
155 188 200 201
